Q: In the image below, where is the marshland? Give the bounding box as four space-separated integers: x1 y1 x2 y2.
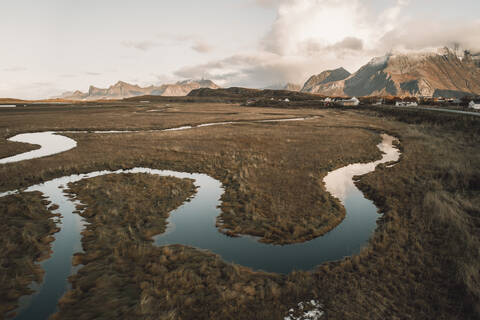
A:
0 101 479 319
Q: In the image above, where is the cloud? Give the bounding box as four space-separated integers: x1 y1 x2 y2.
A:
260 0 479 58
121 40 159 51
122 34 214 55
156 33 214 53
150 73 177 85
174 54 264 82
251 0 280 8
174 0 480 89
331 37 364 51
173 52 354 88
32 81 54 87
261 0 372 56
299 36 364 57
379 20 480 53
3 66 27 72
191 41 213 53
173 0 395 87
378 0 410 33
0 81 60 99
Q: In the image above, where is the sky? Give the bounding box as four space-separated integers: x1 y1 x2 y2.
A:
1 0 480 99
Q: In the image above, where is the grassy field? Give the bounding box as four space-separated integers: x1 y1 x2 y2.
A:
0 101 479 319
0 103 382 245
306 116 480 319
0 102 303 159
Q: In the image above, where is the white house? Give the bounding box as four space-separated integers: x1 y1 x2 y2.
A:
396 101 418 107
338 97 360 106
469 100 480 110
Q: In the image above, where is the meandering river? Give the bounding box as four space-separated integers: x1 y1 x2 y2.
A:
0 119 400 319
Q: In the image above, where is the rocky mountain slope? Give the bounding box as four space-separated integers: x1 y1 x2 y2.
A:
59 79 219 100
301 68 351 93
283 83 302 92
264 83 302 92
302 49 480 98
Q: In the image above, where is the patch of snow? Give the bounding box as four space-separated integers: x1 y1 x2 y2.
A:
368 55 389 66
284 300 324 320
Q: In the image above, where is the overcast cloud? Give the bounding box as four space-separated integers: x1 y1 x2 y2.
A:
0 0 479 98
174 0 480 88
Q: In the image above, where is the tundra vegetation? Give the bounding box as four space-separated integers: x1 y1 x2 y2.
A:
0 101 478 319
0 192 59 318
54 173 302 319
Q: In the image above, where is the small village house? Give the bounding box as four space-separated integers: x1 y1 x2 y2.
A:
395 101 418 107
469 99 480 110
338 97 360 107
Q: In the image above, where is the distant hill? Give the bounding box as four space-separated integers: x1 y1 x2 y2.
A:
0 98 28 104
264 83 302 92
58 79 220 100
301 48 480 98
188 87 321 101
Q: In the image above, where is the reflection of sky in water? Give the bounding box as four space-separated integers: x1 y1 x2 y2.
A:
323 134 400 202
0 132 76 164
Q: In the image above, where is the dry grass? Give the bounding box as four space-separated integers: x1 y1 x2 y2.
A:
0 102 309 139
0 192 58 319
292 110 480 319
0 102 479 319
53 173 303 320
0 104 382 244
0 140 39 159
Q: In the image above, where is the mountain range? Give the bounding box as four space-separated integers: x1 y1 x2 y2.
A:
59 79 219 100
57 48 480 101
301 48 480 98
